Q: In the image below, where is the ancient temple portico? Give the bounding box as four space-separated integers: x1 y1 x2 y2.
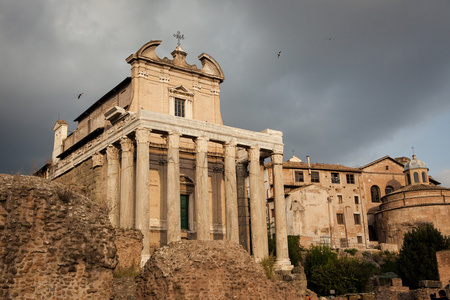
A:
47 40 292 271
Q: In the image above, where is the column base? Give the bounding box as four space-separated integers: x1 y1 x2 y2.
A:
273 258 293 273
140 254 151 268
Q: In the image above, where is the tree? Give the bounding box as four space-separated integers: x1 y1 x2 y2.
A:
397 223 450 289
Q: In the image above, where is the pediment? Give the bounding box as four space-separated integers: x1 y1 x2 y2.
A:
169 85 194 96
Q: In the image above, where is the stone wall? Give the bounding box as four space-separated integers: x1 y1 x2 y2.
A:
114 228 143 269
55 157 106 204
0 174 117 300
437 250 450 287
136 240 308 299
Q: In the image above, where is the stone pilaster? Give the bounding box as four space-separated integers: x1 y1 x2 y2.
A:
272 152 293 272
195 137 210 240
106 145 120 227
135 128 151 266
120 136 135 228
166 132 181 244
248 146 267 261
224 140 239 243
92 152 104 204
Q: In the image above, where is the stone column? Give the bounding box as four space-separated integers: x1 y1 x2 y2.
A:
248 146 267 261
272 152 293 272
135 128 151 265
224 140 239 243
166 132 181 244
106 145 120 227
260 162 269 256
120 136 135 228
195 136 210 240
237 162 250 252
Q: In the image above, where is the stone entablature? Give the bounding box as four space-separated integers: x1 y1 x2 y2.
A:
52 110 283 179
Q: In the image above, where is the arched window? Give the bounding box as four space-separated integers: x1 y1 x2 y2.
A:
371 185 381 202
414 172 419 183
422 172 427 183
407 174 411 185
385 186 394 195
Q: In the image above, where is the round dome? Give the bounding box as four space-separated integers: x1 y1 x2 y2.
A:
404 155 427 171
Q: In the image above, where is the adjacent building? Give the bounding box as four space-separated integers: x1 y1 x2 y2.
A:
266 154 450 251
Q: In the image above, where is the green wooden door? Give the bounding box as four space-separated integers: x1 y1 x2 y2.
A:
180 195 189 230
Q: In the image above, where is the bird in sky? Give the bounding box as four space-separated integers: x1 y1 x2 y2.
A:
277 51 281 58
326 37 333 40
77 93 83 99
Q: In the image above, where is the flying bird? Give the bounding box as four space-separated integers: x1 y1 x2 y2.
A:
326 37 333 40
277 51 281 58
77 93 83 99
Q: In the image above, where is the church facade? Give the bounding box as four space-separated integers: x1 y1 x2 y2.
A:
48 40 292 271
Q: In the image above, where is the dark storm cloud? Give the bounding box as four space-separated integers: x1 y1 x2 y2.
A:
1 1 450 186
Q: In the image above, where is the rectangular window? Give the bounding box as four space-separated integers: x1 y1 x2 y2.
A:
295 171 304 182
354 196 359 204
346 174 355 184
331 172 340 184
357 236 363 244
336 213 344 225
354 214 361 225
337 195 343 204
311 171 320 183
340 238 348 248
175 98 185 117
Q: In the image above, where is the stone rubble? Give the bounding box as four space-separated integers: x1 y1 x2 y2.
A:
0 174 117 300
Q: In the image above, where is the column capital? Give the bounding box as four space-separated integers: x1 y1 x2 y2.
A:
92 152 104 168
224 140 237 158
248 146 260 161
195 136 209 153
135 128 151 144
224 138 237 147
106 144 119 160
166 132 180 149
120 136 134 152
271 152 284 165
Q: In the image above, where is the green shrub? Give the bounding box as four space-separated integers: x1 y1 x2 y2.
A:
260 255 277 280
304 245 377 296
397 223 450 289
344 248 358 256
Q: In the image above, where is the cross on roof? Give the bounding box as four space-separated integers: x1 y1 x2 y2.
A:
173 31 184 47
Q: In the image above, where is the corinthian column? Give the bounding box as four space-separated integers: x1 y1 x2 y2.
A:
195 136 210 240
272 151 293 272
106 145 120 227
166 132 181 244
120 136 135 228
135 128 151 265
248 146 267 261
224 140 239 243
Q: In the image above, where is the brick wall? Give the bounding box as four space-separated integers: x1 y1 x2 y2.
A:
437 250 450 287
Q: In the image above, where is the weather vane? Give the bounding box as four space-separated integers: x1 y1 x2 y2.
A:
173 31 184 47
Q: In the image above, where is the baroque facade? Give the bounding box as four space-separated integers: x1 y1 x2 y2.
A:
46 40 292 271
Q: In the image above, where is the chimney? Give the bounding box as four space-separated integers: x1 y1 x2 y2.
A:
307 156 311 175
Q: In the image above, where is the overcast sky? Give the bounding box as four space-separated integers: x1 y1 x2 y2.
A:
1 0 449 187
